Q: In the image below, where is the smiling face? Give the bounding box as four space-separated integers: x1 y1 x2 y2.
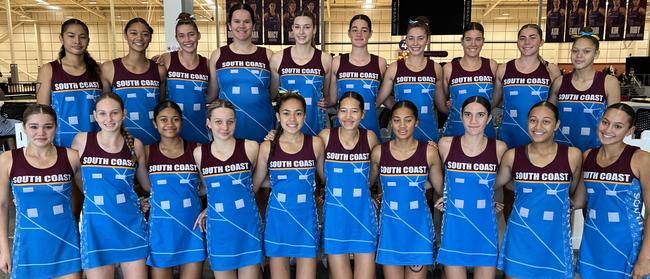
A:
60 23 89 56
277 98 306 134
124 22 151 52
228 9 254 41
462 102 490 136
175 23 200 53
292 15 315 46
207 107 236 141
405 26 429 56
337 96 364 130
517 26 543 57
94 97 125 133
461 29 484 58
597 108 635 145
154 107 182 139
527 105 559 143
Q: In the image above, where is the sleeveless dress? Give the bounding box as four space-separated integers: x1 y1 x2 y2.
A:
555 71 607 151
79 132 148 268
49 60 101 147
215 46 274 142
393 59 440 142
499 60 552 148
111 58 161 145
579 145 646 279
444 57 496 138
9 147 81 278
497 144 574 278
438 137 499 266
166 51 211 144
200 140 263 270
376 141 435 265
334 54 383 138
322 128 377 254
147 141 205 267
278 47 327 136
264 136 319 257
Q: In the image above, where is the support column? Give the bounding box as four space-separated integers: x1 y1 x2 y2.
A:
34 22 42 67
109 0 117 58
163 0 193 51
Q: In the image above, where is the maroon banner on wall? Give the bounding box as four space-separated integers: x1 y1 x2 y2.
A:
605 0 626 40
546 0 567 42
283 0 301 44
264 0 282 44
586 0 606 39
301 0 319 44
245 0 264 44
626 0 647 40
566 0 585 41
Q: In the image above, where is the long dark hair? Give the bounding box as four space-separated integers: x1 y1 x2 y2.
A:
391 100 419 120
338 91 365 111
58 19 100 81
605 102 636 127
153 100 183 119
518 23 548 66
124 17 153 34
528 101 559 121
270 93 307 155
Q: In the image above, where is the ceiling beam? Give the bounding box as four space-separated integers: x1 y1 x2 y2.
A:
482 0 505 17
0 6 32 20
67 0 106 20
0 22 24 45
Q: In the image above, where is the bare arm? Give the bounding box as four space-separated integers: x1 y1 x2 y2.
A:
427 144 444 195
0 153 12 274
321 52 333 107
437 136 453 162
548 76 564 104
632 150 650 279
328 56 341 107
134 140 151 193
35 63 53 105
489 59 502 109
442 62 453 109
206 49 221 103
494 63 507 108
571 150 590 209
546 63 563 83
604 74 621 105
313 136 326 184
434 62 448 114
252 141 271 193
369 144 381 189
567 146 583 196
376 62 397 108
100 61 115 94
269 51 283 99
495 148 515 189
157 64 167 101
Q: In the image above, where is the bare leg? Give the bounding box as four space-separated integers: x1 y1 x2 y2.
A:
179 261 204 279
472 266 496 279
353 253 375 279
444 266 467 279
405 265 428 279
382 265 405 279
213 270 237 279
269 257 291 279
120 258 148 279
295 257 317 279
84 264 115 279
237 264 261 279
151 266 173 279
327 254 352 279
53 272 82 279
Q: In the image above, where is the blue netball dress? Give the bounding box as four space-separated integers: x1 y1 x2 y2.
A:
49 60 101 148
166 51 210 144
579 145 645 279
444 57 496 138
147 141 205 268
438 137 499 267
499 60 552 148
376 141 434 265
393 59 440 142
215 46 274 142
265 136 319 257
555 71 607 151
9 148 80 279
323 128 377 254
278 47 327 136
112 58 161 145
334 54 382 138
200 140 263 270
79 132 148 268
497 144 574 279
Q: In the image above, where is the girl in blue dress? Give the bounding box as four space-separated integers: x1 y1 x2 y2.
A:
145 101 205 278
253 93 325 279
35 19 102 148
0 104 83 279
193 99 263 278
72 92 151 278
369 100 443 279
576 103 650 279
320 91 380 279
495 101 583 279
436 96 507 278
159 13 211 144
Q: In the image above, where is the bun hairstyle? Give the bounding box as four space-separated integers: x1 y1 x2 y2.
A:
176 12 199 33
407 16 430 37
58 18 100 81
575 26 600 49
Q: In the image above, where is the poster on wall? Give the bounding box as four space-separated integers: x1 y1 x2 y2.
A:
264 0 282 44
605 0 626 40
586 0 606 38
245 0 263 44
283 0 300 44
566 0 585 41
625 0 647 40
301 0 320 44
226 0 242 44
546 0 566 42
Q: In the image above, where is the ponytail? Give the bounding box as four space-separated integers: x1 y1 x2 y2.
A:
120 125 138 165
58 18 100 81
